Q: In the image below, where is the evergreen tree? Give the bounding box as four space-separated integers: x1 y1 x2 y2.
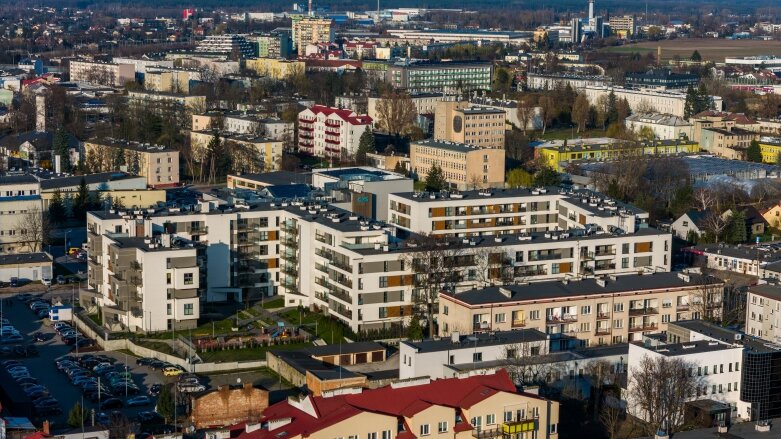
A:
533 166 562 187
407 316 424 340
355 127 375 166
393 161 406 176
53 127 72 172
696 83 712 113
72 177 90 220
424 163 447 192
691 50 702 61
49 189 67 223
606 91 618 124
113 148 126 169
684 85 698 119
727 211 747 244
156 384 175 422
747 140 763 163
67 401 85 428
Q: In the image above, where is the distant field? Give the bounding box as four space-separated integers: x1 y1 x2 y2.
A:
600 39 781 62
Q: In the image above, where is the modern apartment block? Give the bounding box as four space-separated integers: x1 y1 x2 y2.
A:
297 105 373 158
410 140 506 190
68 60 135 87
242 370 559 439
82 231 201 332
292 17 335 50
434 101 506 148
84 188 671 333
195 34 255 58
583 85 723 118
439 271 723 346
254 31 293 58
388 187 649 238
83 138 180 188
386 61 493 93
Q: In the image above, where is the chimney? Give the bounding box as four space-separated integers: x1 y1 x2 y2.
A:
308 0 313 16
42 421 50 436
588 0 595 20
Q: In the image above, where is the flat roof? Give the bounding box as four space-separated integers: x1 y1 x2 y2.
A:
456 106 505 115
111 236 196 252
633 340 739 357
668 320 742 344
445 272 722 306
87 137 177 153
0 252 52 266
402 329 548 354
230 171 310 186
0 174 39 185
39 171 141 190
411 139 481 152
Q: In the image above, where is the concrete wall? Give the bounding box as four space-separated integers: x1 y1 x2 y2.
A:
191 384 269 428
266 351 306 387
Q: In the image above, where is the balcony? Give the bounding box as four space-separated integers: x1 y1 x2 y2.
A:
280 252 297 263
299 133 314 140
299 126 314 132
629 307 659 316
325 120 341 128
282 265 298 276
594 249 616 257
596 312 611 320
676 304 690 310
595 328 612 335
511 319 526 328
282 237 298 247
628 323 658 332
298 117 315 124
331 260 352 273
546 314 577 323
324 138 340 145
472 420 538 439
595 263 617 271
325 129 340 136
189 226 208 235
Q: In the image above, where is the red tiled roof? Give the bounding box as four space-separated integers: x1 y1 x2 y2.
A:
309 105 373 126
239 370 517 439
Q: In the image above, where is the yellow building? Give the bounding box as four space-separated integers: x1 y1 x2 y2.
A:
292 17 335 50
760 203 781 229
245 58 305 80
434 101 506 149
536 138 700 171
190 130 283 172
758 137 781 164
83 138 180 188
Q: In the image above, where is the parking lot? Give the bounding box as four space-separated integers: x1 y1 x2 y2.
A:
1 290 294 431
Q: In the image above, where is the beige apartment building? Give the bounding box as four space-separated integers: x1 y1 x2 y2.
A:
245 58 305 80
700 126 759 160
247 370 559 439
388 187 649 238
83 138 180 188
190 130 283 172
434 101 505 148
439 271 724 346
143 68 198 93
410 139 505 190
69 60 135 87
292 17 335 50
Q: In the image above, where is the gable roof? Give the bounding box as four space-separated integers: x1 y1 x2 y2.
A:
681 209 709 229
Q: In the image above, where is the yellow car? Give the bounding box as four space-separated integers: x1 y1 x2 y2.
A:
163 367 183 377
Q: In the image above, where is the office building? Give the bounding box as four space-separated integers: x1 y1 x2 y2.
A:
386 61 493 93
297 105 373 159
83 138 180 188
410 139 505 190
439 271 720 346
434 101 506 149
292 17 335 51
195 34 255 58
388 187 650 238
242 370 558 439
583 86 723 118
68 60 135 87
0 175 43 254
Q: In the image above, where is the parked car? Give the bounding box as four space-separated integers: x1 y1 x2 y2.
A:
41 277 51 287
9 277 18 287
56 275 66 285
127 396 151 407
100 398 123 409
162 367 183 377
148 384 162 396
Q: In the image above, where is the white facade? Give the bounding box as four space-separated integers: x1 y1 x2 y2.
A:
745 284 781 343
112 57 174 74
69 60 135 87
625 113 694 140
297 105 372 158
583 86 723 118
670 212 704 240
527 73 611 91
0 176 43 254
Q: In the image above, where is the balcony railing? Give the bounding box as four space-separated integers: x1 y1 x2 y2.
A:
629 307 659 316
546 314 577 323
596 312 611 320
595 328 612 335
189 226 208 235
511 319 526 328
628 323 658 332
677 304 689 310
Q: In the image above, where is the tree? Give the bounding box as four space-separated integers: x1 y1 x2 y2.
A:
375 91 418 136
606 91 618 124
726 210 747 244
696 82 712 113
701 210 730 243
533 166 561 187
746 139 763 162
400 234 465 338
424 163 448 192
506 167 534 188
538 95 556 135
493 67 513 93
406 315 423 340
15 207 50 253
72 177 90 220
156 384 175 422
516 97 536 133
355 127 375 166
572 94 590 133
68 401 85 428
49 189 67 223
691 50 702 61
53 127 71 172
637 126 655 141
627 355 702 435
616 98 631 121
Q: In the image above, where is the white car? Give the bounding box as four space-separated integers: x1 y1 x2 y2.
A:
41 277 52 287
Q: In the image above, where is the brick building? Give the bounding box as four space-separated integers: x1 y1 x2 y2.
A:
190 384 269 428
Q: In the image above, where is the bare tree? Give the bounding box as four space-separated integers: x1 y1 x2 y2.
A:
470 246 515 288
572 93 590 133
502 342 552 384
627 355 702 436
692 188 715 212
15 207 50 253
634 99 658 114
700 210 729 243
400 234 465 338
516 97 536 133
599 402 623 439
375 91 418 136
538 95 556 135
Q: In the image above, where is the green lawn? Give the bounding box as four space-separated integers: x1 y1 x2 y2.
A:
87 313 103 326
278 309 350 343
198 341 310 362
261 297 285 309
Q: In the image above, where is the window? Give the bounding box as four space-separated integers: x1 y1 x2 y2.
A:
495 313 506 323
379 276 388 288
438 422 448 433
184 304 193 315
420 425 430 436
504 411 513 422
580 323 591 332
614 303 624 313
581 305 592 315
486 414 495 425
184 273 194 285
166 273 172 285
367 434 376 439
613 319 623 329
622 243 629 254
443 305 449 315
167 303 172 316
473 352 483 362
550 424 557 434
529 310 540 320
471 417 482 428
382 431 391 439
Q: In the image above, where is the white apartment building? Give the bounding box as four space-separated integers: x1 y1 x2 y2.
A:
84 231 200 332
527 73 611 92
627 339 745 424
0 175 43 254
583 86 723 118
312 167 413 221
297 105 373 158
112 57 174 74
195 34 255 58
624 113 694 140
388 187 649 238
745 283 781 343
399 329 550 380
69 60 135 87
684 243 781 278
